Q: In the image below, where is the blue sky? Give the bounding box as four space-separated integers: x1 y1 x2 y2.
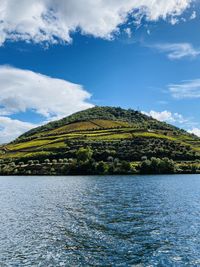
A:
0 0 200 142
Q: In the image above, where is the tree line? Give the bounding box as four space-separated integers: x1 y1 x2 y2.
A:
0 146 199 175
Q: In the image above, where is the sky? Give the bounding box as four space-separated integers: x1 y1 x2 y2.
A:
0 0 200 143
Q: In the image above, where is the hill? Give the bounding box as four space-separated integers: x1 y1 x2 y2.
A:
0 106 200 175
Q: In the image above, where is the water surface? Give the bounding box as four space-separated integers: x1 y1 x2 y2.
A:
0 175 200 266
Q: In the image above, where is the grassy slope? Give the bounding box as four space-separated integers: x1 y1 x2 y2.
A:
0 106 200 161
16 106 185 139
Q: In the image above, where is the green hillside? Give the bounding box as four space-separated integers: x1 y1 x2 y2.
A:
0 106 200 175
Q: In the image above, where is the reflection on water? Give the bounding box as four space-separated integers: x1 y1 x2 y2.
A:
0 175 200 266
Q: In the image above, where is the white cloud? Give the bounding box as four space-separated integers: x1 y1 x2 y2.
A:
0 0 193 45
143 110 187 123
0 117 37 143
0 65 93 143
143 110 173 121
124 28 132 38
153 43 200 59
0 65 93 118
189 128 200 137
144 111 200 136
170 17 179 25
169 79 200 98
190 11 196 20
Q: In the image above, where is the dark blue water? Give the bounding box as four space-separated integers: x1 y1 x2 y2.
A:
1 175 200 266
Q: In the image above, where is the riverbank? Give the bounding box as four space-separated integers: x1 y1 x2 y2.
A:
1 157 200 175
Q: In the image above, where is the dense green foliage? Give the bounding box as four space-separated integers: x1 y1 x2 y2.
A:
0 106 200 175
140 157 176 174
0 154 199 175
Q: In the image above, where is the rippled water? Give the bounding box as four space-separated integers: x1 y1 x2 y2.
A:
1 175 200 266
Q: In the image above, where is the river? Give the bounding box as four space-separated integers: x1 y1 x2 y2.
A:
0 175 200 266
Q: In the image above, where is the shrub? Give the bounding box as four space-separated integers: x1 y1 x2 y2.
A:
96 161 109 174
140 157 176 174
76 147 93 162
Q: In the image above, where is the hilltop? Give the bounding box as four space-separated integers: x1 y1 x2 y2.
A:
1 106 200 175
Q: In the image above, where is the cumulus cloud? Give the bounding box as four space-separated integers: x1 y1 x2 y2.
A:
0 65 93 143
0 65 93 118
143 110 187 123
0 0 193 45
0 117 36 143
169 79 200 98
144 111 200 137
153 43 200 59
189 128 200 137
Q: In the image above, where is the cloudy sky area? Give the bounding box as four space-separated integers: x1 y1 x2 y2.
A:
0 0 200 142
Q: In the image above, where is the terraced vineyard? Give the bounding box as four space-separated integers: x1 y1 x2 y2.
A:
0 106 200 163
